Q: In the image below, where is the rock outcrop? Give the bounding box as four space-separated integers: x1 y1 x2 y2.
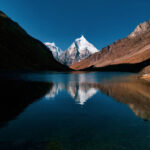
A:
129 20 150 38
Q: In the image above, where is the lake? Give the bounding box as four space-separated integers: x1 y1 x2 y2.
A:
0 71 150 150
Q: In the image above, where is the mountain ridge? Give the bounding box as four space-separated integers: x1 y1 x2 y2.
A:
45 42 63 61
128 20 150 38
71 20 150 72
45 35 99 66
0 11 70 71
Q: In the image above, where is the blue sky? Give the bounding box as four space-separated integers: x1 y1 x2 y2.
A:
1 0 150 50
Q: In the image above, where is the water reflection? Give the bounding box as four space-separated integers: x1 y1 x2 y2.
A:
0 79 52 127
44 72 99 105
45 82 97 105
45 75 150 120
1 73 150 150
2 72 150 122
90 76 150 120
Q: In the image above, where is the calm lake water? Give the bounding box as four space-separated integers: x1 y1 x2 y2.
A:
0 71 150 150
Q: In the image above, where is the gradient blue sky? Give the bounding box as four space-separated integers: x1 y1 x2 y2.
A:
1 0 150 50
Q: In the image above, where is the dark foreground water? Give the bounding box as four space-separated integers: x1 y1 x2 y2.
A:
0 71 150 150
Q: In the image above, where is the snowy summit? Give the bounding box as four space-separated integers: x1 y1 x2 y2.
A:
45 35 99 66
45 42 63 61
74 35 98 53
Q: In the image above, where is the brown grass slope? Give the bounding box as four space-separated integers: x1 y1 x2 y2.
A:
71 21 150 72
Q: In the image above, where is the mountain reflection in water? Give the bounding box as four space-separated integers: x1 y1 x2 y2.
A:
1 72 150 150
45 75 150 120
90 76 150 120
0 79 52 128
45 82 97 105
1 72 150 124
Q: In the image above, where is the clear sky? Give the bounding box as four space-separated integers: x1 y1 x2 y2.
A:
1 0 150 50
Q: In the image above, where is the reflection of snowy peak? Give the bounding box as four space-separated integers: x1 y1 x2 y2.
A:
45 83 64 99
45 82 97 105
67 83 97 105
45 42 63 61
60 35 98 66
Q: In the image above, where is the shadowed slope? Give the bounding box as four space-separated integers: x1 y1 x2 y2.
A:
0 11 70 71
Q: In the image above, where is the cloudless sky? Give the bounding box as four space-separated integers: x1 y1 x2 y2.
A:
1 0 150 50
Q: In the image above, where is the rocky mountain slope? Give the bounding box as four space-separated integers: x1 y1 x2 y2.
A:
46 35 98 66
0 11 69 71
71 21 150 72
45 42 63 61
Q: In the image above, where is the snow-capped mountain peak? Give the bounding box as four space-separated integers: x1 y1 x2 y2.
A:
59 35 99 66
45 42 62 61
45 42 55 47
74 35 98 53
45 36 99 66
75 35 86 42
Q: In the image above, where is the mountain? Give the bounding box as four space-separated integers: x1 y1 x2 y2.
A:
57 35 98 66
129 20 150 38
45 42 63 61
71 21 150 72
0 11 69 71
